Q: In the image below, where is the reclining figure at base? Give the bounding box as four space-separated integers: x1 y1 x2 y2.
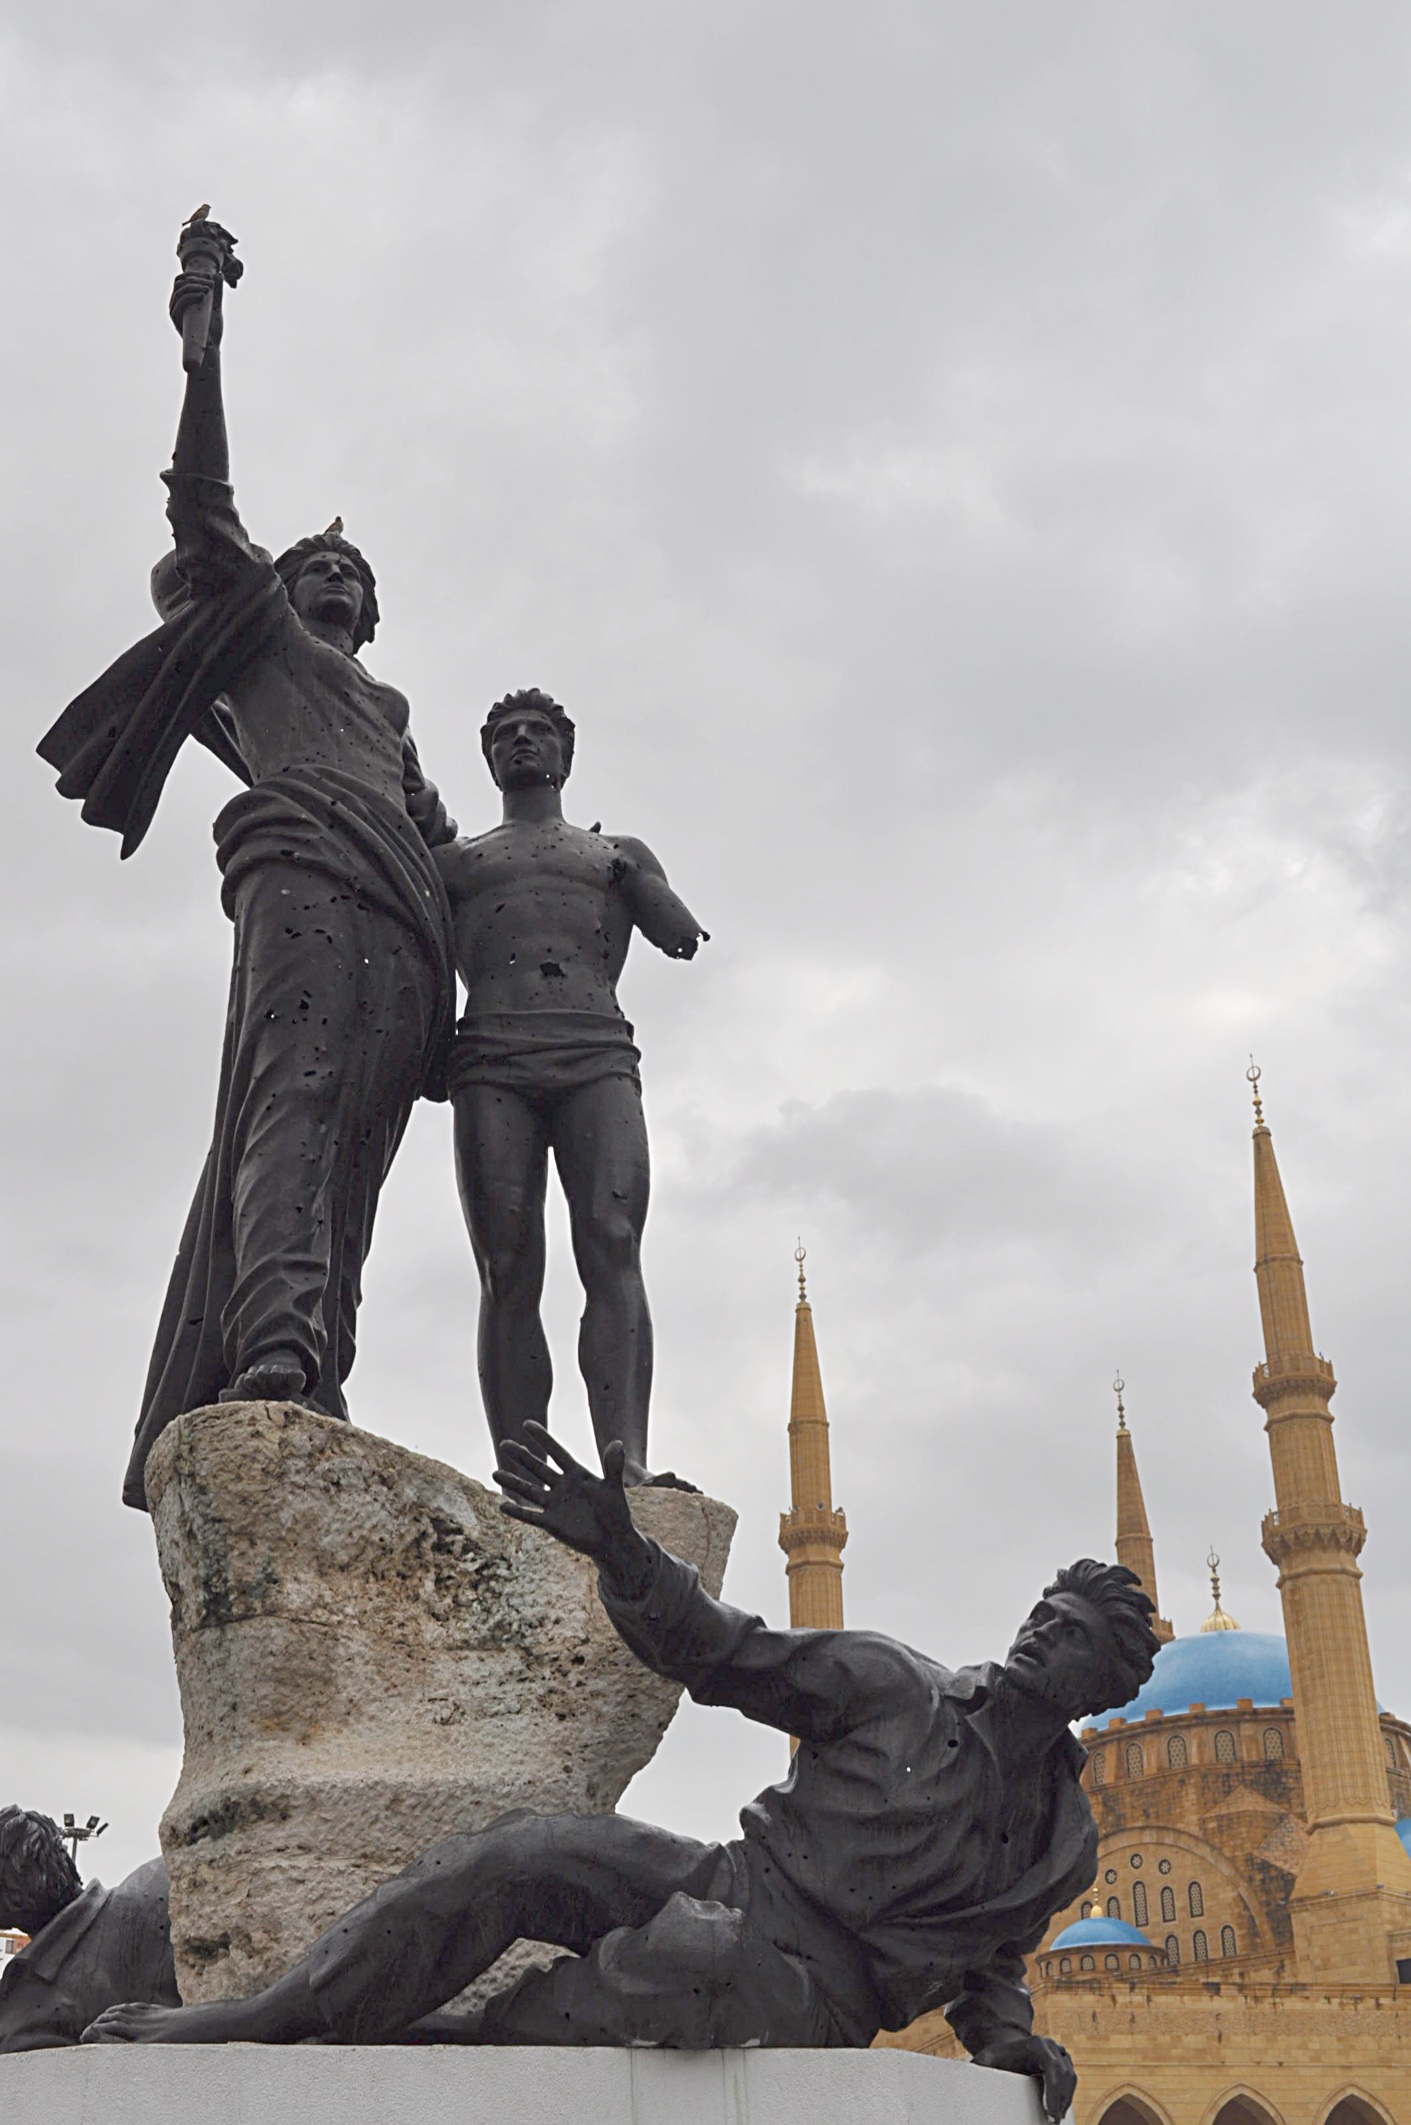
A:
83 1425 1159 2121
0 1811 177 2051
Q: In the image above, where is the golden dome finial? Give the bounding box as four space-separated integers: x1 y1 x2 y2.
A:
1247 1056 1265 1129
1200 1545 1240 1631
1113 1371 1127 1431
794 1239 808 1305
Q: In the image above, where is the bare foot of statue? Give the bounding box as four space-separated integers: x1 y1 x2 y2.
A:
218 1352 308 1404
587 1443 699 1493
83 1963 325 2046
635 1464 701 1493
83 1998 260 2045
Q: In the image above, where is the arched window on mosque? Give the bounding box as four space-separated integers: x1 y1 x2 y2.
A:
1386 1734 1398 1769
1107 1896 1121 1919
1132 1880 1148 1927
1262 1726 1284 1761
1192 1929 1209 1961
1166 1732 1187 1768
1214 1729 1237 1764
1104 1952 1120 1970
1220 1925 1237 1958
1188 1880 1205 1917
1213 2099 1283 2125
1125 1740 1144 1778
1059 1957 1072 1974
1164 1934 1179 1965
1091 1751 1106 1784
1161 1885 1176 1922
1324 2095 1394 2125
1079 1953 1095 1970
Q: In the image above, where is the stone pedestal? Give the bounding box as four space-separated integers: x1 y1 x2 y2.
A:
0 2046 1053 2125
147 1402 736 2004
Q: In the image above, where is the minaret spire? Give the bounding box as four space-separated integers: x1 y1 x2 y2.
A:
1248 1066 1411 1978
779 1243 847 1631
1112 1375 1174 1644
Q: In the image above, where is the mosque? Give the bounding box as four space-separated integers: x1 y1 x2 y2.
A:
781 1082 1411 2125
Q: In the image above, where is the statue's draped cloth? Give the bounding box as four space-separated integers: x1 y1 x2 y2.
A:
38 484 457 1510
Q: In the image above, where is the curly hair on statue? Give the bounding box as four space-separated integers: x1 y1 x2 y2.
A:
480 687 577 784
274 524 380 650
0 1807 82 1937
1045 1557 1161 1706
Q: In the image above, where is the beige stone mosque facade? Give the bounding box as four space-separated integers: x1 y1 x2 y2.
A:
782 1094 1411 2125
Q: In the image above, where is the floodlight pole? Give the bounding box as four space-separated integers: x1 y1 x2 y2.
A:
60 1813 108 1865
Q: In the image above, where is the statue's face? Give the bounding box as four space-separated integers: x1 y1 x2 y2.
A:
293 551 364 638
1005 1591 1118 1716
490 709 566 790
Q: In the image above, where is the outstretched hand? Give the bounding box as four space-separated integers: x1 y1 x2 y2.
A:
495 1424 654 1594
973 2033 1076 2122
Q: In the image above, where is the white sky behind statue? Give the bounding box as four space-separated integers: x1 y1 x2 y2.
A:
3 3 1411 1885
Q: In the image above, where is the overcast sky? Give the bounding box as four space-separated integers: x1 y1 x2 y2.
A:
5 3 1411 1888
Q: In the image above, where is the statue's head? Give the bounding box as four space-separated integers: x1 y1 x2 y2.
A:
1006 1560 1160 1722
0 1808 83 1938
481 688 576 791
275 525 379 651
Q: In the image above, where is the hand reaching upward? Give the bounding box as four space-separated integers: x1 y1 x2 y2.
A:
495 1424 656 1598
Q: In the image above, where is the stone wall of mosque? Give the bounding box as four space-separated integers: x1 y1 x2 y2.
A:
882 1978 1411 2125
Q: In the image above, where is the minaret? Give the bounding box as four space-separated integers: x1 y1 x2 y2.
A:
1247 1064 1411 1981
1113 1375 1174 1644
778 1244 847 1630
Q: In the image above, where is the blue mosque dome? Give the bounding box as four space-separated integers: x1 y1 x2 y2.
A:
1110 1630 1293 1720
1050 1916 1154 1950
1397 1819 1411 1863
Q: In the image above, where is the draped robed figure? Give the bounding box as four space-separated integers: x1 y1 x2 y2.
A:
37 222 457 1509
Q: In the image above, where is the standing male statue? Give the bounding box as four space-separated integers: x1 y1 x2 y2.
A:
37 218 458 1508
84 1423 1161 2123
436 691 706 1484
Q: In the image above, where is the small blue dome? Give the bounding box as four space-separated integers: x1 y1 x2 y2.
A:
1050 1916 1153 1950
1109 1631 1292 1720
1397 1819 1411 1863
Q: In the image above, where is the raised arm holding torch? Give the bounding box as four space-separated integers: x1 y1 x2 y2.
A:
175 206 241 373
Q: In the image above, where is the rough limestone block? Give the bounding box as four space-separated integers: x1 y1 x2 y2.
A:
147 1402 736 2004
0 2045 1052 2125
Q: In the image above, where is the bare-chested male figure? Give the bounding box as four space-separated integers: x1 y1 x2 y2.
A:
436 691 706 1485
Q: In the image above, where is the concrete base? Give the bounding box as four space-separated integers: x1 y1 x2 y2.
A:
0 2045 1053 2124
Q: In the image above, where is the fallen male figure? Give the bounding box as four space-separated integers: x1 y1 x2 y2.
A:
0 1809 177 2050
84 1426 1160 2121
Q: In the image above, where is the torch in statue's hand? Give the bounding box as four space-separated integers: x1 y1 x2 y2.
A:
172 207 242 373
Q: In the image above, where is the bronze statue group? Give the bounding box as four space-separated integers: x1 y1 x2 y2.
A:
6 221 1162 2122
